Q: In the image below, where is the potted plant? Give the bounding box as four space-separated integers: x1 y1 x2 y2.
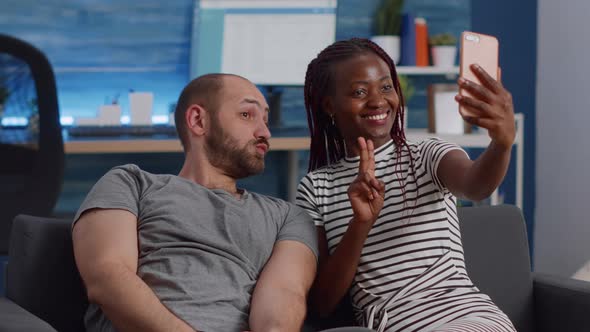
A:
371 0 405 64
398 74 414 102
429 33 457 67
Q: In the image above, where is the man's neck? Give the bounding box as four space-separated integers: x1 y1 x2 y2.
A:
178 154 242 199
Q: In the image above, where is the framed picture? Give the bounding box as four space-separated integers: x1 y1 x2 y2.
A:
427 84 471 134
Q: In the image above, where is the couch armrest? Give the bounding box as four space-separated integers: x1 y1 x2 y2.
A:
0 297 57 332
533 272 590 332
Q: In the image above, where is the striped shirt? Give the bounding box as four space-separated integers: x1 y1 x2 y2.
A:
297 138 515 332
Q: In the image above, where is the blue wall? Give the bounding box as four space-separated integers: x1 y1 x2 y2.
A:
471 0 538 249
22 0 470 214
0 1 192 120
0 0 540 297
1 1 514 219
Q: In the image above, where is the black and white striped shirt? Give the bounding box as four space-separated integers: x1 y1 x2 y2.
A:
297 138 515 332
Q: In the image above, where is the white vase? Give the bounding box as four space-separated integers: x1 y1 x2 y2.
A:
431 46 457 68
370 35 401 64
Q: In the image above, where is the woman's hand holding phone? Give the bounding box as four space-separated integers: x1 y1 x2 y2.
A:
455 64 516 149
457 31 515 149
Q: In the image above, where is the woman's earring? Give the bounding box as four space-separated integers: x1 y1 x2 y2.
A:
330 114 335 126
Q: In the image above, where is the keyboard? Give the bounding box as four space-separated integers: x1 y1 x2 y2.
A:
67 125 178 137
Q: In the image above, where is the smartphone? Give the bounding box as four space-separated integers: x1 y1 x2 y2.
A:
459 31 499 117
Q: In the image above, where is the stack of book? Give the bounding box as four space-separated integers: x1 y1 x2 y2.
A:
400 13 430 66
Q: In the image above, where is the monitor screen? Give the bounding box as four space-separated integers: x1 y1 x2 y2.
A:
191 0 337 86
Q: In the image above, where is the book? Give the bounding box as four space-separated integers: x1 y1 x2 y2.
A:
399 13 416 66
415 17 429 67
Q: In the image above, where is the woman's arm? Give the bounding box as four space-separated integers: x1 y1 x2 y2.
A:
438 65 515 200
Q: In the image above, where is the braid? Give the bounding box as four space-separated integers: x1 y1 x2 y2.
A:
304 38 418 216
304 44 351 170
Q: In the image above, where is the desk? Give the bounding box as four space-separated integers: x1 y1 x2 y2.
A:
63 114 524 207
64 136 309 154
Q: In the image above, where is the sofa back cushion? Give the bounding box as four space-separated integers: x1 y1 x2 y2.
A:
6 214 87 332
459 204 535 332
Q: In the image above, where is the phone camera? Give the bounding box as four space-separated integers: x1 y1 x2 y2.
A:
465 34 480 43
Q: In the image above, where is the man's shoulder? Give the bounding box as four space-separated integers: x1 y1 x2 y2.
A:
105 164 171 184
248 191 289 208
108 163 146 177
250 192 307 213
249 192 311 219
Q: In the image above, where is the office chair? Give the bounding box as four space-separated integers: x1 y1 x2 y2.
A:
0 34 64 256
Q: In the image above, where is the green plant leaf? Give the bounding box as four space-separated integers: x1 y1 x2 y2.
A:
374 0 405 36
429 33 457 46
398 75 414 103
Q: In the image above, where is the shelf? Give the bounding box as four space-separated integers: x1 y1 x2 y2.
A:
42 114 526 154
61 113 523 209
64 136 311 154
397 66 459 76
62 130 493 154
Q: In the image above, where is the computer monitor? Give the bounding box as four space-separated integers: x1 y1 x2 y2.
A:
191 0 338 86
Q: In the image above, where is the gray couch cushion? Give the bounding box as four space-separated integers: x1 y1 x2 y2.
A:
0 297 57 332
6 214 87 332
459 205 534 332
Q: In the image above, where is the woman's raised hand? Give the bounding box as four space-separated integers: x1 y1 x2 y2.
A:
348 137 386 226
456 65 516 149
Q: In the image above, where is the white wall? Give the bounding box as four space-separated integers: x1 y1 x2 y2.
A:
535 0 590 276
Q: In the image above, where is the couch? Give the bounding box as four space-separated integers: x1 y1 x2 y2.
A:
2 205 590 331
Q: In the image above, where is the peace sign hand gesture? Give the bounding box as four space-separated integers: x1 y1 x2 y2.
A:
347 137 386 226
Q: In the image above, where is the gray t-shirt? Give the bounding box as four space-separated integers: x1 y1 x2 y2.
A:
74 164 318 332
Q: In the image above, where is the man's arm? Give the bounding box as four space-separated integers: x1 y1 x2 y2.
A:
72 208 195 332
249 240 317 332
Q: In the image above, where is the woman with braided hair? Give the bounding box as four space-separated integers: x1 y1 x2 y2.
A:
296 38 517 332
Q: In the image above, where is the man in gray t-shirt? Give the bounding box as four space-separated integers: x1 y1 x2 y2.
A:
72 74 318 332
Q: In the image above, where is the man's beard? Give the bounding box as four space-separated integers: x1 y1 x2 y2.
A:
204 120 267 179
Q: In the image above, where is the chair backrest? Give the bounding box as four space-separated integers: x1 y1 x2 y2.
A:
6 214 88 332
459 204 535 332
0 34 64 254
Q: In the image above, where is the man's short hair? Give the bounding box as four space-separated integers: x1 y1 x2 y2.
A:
174 73 246 151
